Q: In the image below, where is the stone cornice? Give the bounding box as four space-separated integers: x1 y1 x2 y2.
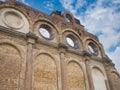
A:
0 26 38 41
36 38 58 48
26 32 38 40
0 0 100 43
0 25 26 38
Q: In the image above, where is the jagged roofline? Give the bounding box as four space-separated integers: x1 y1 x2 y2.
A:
0 0 103 57
0 0 99 42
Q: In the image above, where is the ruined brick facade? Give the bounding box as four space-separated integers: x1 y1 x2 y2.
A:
0 0 120 90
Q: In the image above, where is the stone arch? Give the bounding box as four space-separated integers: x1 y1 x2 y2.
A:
67 60 86 90
111 71 120 79
66 59 85 73
0 39 24 58
62 29 83 50
0 5 31 22
84 38 104 57
83 37 102 48
92 67 107 90
33 53 58 90
0 42 22 90
0 5 31 27
63 12 75 24
62 29 82 39
111 71 120 89
33 51 58 66
0 6 31 33
33 19 60 43
34 19 60 35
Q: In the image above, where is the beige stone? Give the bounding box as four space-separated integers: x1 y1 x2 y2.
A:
0 1 120 90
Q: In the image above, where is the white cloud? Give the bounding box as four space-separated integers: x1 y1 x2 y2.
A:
108 46 120 72
60 0 76 14
113 0 120 4
21 0 29 5
60 0 120 72
43 1 54 11
60 0 86 14
0 0 6 2
83 6 120 51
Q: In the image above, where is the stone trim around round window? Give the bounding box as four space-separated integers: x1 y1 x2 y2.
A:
38 24 54 40
1 9 24 29
63 12 74 24
87 42 99 56
65 14 72 22
66 34 80 49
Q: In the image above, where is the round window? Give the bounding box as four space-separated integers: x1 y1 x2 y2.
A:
39 24 54 40
65 14 71 22
88 42 99 56
66 34 79 48
39 28 50 39
66 37 74 47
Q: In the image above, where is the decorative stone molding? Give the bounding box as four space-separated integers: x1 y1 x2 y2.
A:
1 9 24 29
26 32 38 40
58 43 68 49
0 1 119 90
0 25 26 38
82 50 91 57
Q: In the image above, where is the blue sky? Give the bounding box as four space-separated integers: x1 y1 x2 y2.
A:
17 0 120 72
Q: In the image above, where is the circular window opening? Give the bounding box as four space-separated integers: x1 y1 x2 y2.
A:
88 42 99 56
66 37 74 47
65 14 71 22
39 28 50 38
39 24 54 40
66 34 79 48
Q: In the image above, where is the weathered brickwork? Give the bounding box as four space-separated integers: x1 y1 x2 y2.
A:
111 72 120 87
67 62 85 90
34 54 57 90
0 44 21 90
0 0 120 90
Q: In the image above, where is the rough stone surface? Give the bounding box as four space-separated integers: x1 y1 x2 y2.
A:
0 1 120 90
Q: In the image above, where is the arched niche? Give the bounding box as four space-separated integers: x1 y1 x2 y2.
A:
0 7 30 33
111 71 120 80
0 43 21 90
67 61 85 90
84 38 103 57
62 30 83 50
92 67 107 90
111 71 120 88
33 54 57 90
63 12 75 24
33 20 59 43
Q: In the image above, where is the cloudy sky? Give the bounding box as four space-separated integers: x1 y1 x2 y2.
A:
17 0 120 72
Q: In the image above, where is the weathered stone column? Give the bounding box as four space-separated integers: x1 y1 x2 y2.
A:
59 43 68 90
24 32 37 90
103 58 114 90
85 59 95 90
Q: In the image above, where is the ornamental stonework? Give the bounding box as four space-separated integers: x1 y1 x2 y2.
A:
0 0 120 90
0 44 21 90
